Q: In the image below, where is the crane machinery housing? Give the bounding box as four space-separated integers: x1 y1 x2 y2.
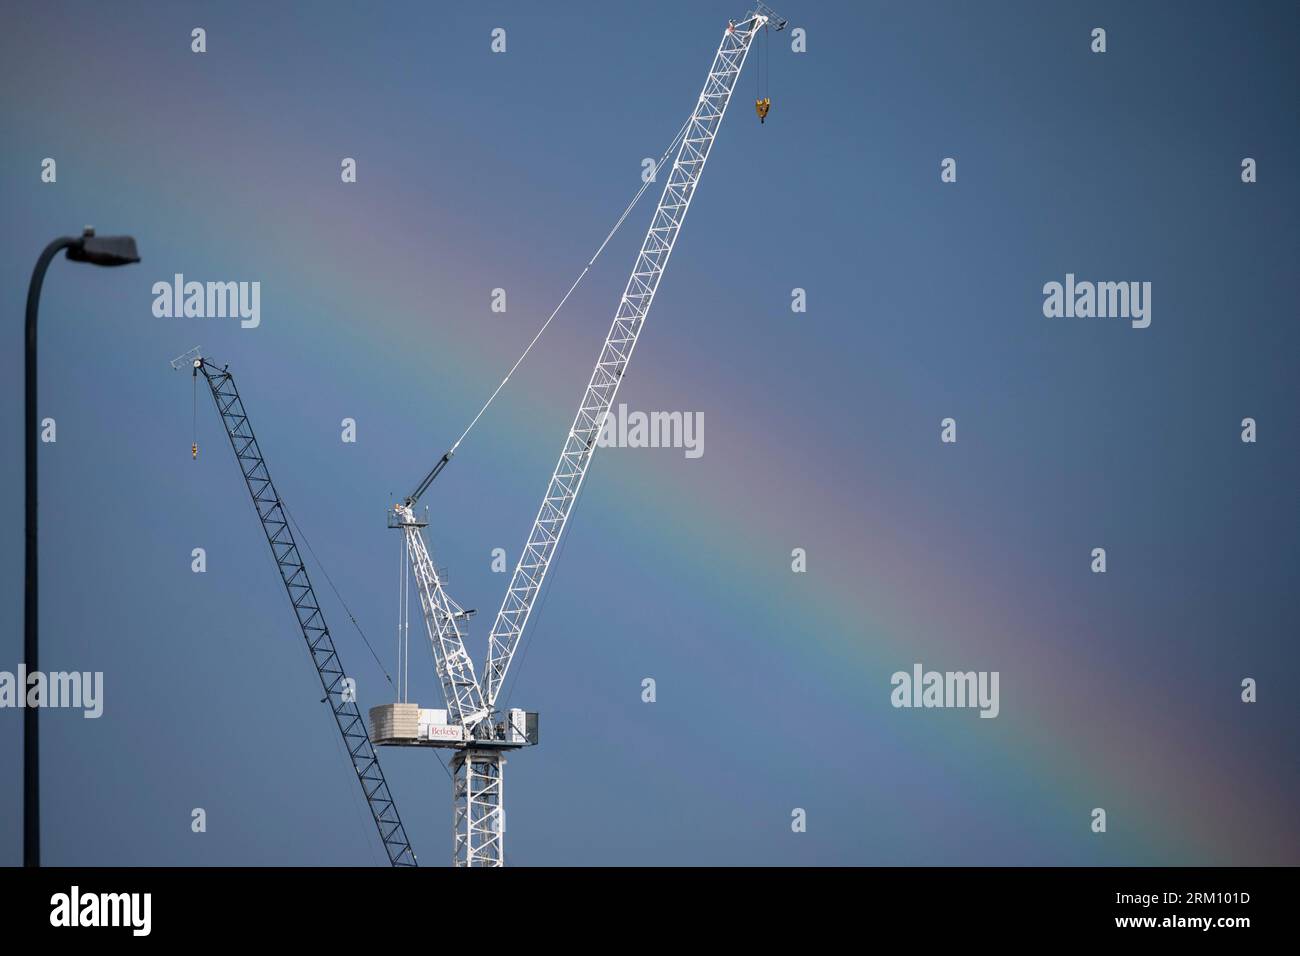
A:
177 3 784 868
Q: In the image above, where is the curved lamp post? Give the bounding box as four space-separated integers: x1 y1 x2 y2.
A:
24 227 139 866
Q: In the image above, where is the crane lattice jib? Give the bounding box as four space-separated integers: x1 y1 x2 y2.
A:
396 506 487 727
199 360 418 867
482 12 770 713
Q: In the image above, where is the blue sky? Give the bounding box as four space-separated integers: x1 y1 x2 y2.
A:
1 1 1296 865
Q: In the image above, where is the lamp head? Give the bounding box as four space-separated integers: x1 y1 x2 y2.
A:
66 227 139 267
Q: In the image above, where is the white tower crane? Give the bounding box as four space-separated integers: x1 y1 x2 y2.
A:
374 4 785 867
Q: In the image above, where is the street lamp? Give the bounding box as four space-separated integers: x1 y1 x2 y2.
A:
24 227 139 867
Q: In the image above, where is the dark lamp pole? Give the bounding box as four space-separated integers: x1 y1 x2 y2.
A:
24 227 139 866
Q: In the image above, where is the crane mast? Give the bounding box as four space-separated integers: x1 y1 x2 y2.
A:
481 8 774 717
183 353 418 867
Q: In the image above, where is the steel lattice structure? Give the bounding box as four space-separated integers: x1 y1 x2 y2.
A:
452 749 506 866
196 358 418 867
404 7 780 867
393 504 487 727
183 5 782 870
480 9 772 716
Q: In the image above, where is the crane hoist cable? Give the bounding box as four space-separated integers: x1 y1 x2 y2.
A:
404 110 695 506
282 498 396 687
177 349 392 684
191 366 198 459
397 536 406 701
766 20 771 93
396 533 414 702
755 22 772 123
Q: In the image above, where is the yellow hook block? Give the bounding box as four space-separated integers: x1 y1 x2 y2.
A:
755 98 770 123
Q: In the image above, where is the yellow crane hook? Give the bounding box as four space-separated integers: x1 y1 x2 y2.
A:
755 98 770 123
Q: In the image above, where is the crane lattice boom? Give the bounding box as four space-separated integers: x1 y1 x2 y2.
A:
480 9 772 717
194 357 418 867
393 505 488 727
367 4 781 868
